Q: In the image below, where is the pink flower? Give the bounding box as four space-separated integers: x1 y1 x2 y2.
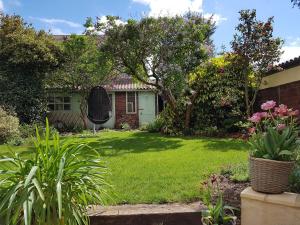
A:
274 104 288 116
248 127 256 134
249 112 262 123
276 124 286 131
261 100 276 111
259 112 268 118
289 109 299 117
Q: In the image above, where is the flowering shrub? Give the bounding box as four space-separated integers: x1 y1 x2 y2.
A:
0 106 20 143
248 100 300 161
201 174 237 225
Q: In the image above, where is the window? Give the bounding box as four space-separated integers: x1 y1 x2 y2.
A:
47 95 71 111
126 92 136 114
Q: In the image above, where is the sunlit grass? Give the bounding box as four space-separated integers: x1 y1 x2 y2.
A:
0 130 248 205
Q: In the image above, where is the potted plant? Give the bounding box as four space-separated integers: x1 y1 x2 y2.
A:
201 175 237 225
248 100 299 194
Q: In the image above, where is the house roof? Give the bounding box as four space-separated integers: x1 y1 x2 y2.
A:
104 75 156 91
267 56 300 75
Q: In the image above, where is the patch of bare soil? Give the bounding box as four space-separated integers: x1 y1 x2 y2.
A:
216 175 250 225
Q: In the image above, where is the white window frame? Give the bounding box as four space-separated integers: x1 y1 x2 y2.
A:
47 94 71 111
126 92 137 114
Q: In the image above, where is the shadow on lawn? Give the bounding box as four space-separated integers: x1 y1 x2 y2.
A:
85 132 183 157
200 138 248 152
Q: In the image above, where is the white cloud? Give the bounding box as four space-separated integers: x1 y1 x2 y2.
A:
203 13 227 25
98 15 126 26
280 37 300 63
0 0 4 11
132 0 227 25
30 17 82 28
133 0 203 17
50 27 66 35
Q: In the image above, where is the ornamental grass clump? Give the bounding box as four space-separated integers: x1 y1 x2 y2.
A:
0 119 110 225
248 100 300 161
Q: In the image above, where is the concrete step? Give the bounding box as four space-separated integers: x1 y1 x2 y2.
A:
89 202 204 225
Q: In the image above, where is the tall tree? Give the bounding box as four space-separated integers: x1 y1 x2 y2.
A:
231 9 282 117
88 13 215 130
0 13 63 123
49 35 113 128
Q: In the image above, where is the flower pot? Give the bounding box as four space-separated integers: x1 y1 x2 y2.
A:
250 157 294 194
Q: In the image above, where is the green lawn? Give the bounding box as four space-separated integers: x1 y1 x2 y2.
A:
0 130 248 205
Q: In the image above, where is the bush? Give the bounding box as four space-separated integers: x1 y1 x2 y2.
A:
0 106 20 143
19 122 58 139
289 164 300 193
190 55 246 134
144 116 164 133
120 122 131 130
221 163 249 182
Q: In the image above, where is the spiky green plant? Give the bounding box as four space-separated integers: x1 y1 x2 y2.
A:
0 119 110 225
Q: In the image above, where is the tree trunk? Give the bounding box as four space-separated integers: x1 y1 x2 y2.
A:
243 68 251 118
184 92 198 130
161 89 177 112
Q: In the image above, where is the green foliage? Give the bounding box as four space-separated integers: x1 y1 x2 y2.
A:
289 164 300 193
0 106 19 144
249 127 299 161
120 122 131 130
92 13 215 129
248 103 300 161
201 175 237 225
221 163 249 182
189 55 245 132
144 116 164 133
0 14 63 123
231 9 283 116
49 34 113 128
0 119 109 225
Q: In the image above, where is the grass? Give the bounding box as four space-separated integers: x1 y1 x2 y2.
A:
0 130 248 205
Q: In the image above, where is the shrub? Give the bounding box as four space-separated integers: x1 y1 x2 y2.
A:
0 119 110 225
0 106 20 143
120 122 131 130
289 165 300 193
221 163 249 182
19 122 58 139
190 55 245 134
144 116 164 133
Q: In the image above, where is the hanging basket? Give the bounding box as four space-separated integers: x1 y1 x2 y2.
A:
250 157 294 194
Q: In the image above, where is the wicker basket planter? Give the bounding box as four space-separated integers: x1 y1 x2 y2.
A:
250 157 294 194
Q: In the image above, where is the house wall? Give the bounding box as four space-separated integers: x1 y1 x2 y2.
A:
257 66 300 112
260 66 300 90
47 92 83 128
115 92 139 129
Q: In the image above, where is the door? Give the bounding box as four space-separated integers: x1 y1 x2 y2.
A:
138 92 156 126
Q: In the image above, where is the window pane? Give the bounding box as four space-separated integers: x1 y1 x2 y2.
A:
64 97 71 103
64 104 71 111
55 97 64 104
127 92 136 113
48 104 54 111
48 96 54 103
55 104 64 111
127 102 134 113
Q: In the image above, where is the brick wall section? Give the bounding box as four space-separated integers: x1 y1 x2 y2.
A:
257 80 300 112
115 92 139 129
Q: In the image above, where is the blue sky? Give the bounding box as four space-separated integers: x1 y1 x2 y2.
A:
1 0 300 62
